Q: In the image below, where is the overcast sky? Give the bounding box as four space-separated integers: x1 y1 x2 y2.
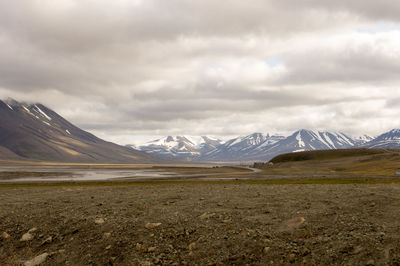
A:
1 0 400 144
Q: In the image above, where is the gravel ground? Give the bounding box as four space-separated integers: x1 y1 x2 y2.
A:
1 184 400 265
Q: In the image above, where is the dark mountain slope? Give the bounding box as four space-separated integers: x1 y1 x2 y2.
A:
0 99 157 163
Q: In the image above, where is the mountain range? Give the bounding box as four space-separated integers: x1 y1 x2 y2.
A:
0 99 157 163
1 99 399 164
130 128 400 162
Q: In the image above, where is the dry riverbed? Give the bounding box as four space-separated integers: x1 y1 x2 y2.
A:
1 184 400 265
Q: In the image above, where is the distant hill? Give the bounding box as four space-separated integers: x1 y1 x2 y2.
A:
0 99 158 163
257 149 400 176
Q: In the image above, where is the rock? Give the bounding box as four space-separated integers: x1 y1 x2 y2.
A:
41 236 52 245
104 232 111 238
199 212 215 220
21 233 34 241
136 243 143 251
28 228 37 233
139 261 152 266
189 242 196 251
106 245 112 250
145 222 162 229
366 259 375 266
286 217 305 229
24 253 48 266
263 247 270 254
94 218 105 224
147 247 156 252
2 232 10 239
351 246 363 254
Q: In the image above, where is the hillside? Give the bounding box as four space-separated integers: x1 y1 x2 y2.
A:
0 99 157 163
258 149 400 176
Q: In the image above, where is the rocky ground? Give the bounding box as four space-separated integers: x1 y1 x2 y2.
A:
1 183 400 265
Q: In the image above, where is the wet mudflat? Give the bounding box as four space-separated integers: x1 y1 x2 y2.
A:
1 183 400 265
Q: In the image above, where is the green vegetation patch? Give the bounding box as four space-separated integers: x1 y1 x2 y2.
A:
270 149 386 163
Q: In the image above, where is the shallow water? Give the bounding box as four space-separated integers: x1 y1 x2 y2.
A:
0 166 177 182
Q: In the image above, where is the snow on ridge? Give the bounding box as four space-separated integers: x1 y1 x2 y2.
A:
322 132 336 148
22 106 31 113
34 105 52 120
296 132 305 147
6 104 13 110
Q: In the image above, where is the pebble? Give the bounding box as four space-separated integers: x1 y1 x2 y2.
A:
21 233 34 241
147 247 157 252
263 247 270 254
199 212 215 220
104 232 111 238
286 217 305 229
24 253 48 266
2 232 10 239
41 236 52 245
106 245 112 250
28 228 37 233
145 222 162 229
95 218 105 224
366 259 375 266
189 242 196 251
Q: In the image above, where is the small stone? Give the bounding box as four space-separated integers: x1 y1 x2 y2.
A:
41 236 52 245
145 222 162 229
94 218 105 224
263 247 270 254
104 232 111 238
189 242 196 251
199 212 215 220
139 261 151 266
28 228 38 233
351 246 363 254
366 259 375 266
2 232 10 239
21 233 34 241
136 243 143 251
24 253 48 266
286 217 305 229
147 246 156 252
106 245 112 250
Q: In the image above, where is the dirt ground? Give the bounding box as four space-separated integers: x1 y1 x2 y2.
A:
1 183 400 265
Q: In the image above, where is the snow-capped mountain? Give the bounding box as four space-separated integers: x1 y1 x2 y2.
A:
129 129 400 163
0 99 157 163
255 129 357 160
361 129 400 149
135 130 361 162
202 133 284 161
128 136 223 161
353 135 374 145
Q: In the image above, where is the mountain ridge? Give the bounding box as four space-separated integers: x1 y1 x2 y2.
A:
130 129 397 162
0 99 158 163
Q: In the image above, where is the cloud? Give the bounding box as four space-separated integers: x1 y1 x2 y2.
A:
0 1 399 144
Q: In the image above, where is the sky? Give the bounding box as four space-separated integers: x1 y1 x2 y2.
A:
1 0 400 145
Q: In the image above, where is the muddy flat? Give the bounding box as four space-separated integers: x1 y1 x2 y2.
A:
1 183 400 265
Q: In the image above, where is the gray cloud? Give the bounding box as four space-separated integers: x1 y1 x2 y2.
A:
0 1 400 144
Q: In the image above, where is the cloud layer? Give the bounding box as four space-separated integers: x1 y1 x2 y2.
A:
1 0 400 144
